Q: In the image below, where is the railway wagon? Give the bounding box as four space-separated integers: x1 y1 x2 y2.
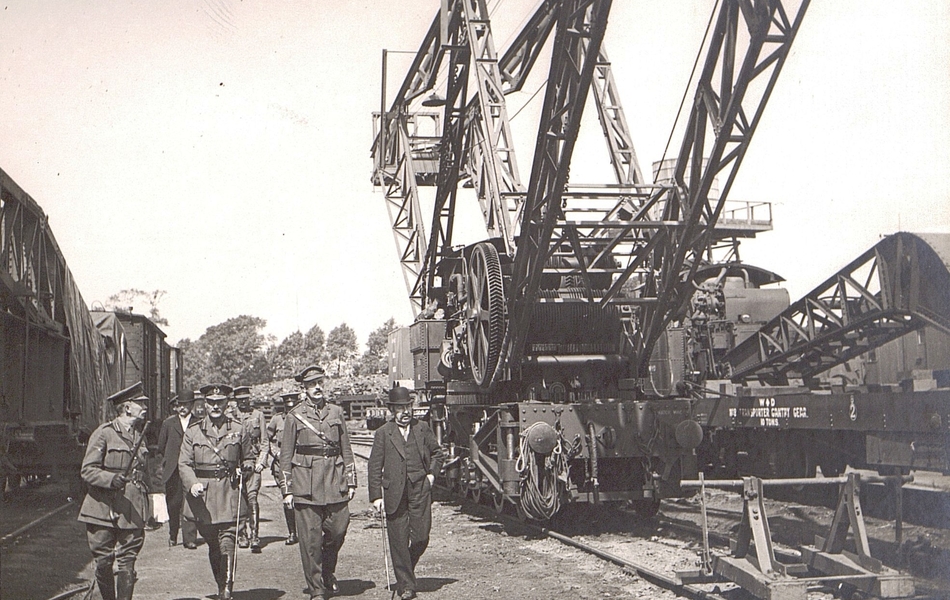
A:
1 168 123 484
92 309 181 435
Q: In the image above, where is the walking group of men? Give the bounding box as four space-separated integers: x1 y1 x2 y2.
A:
78 365 443 600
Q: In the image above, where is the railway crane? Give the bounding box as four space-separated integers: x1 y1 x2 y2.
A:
371 0 950 531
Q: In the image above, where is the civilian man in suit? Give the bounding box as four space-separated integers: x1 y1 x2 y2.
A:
281 365 357 600
157 391 199 549
368 386 444 600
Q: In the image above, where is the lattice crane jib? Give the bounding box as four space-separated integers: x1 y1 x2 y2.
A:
725 232 950 385
372 0 810 392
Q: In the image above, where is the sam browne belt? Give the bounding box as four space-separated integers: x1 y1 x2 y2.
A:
295 445 341 457
194 467 233 479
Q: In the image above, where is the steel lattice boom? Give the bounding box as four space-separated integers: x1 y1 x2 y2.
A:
724 232 950 384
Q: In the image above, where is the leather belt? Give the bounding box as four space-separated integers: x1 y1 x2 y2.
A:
194 467 232 479
295 445 341 457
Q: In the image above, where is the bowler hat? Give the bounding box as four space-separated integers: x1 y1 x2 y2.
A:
387 386 412 406
200 384 232 402
169 389 196 407
294 365 325 383
108 382 148 406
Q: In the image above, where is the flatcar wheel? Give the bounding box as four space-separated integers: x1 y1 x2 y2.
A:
631 497 661 519
492 490 505 514
515 502 530 523
466 242 505 387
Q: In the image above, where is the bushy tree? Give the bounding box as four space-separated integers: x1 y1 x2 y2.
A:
104 288 169 326
303 323 326 367
326 323 358 376
181 315 274 390
360 318 397 374
271 330 306 380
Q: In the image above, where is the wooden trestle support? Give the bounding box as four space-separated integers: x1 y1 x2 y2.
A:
678 473 915 600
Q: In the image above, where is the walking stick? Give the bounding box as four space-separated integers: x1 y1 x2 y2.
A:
378 496 395 600
229 466 244 592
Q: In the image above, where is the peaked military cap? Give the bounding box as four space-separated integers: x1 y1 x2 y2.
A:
294 365 325 383
108 381 149 406
280 391 302 404
233 385 252 400
200 383 232 402
387 386 412 406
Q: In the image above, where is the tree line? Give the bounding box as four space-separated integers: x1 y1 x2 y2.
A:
177 316 398 392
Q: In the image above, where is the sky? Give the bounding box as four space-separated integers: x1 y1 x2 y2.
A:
1 0 948 349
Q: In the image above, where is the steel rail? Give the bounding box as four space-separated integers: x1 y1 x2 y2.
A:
0 498 75 545
44 583 93 600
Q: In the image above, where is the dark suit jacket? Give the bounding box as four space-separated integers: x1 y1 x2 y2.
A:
368 419 443 513
157 414 193 484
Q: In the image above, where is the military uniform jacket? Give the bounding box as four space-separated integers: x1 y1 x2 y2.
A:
237 408 269 470
368 419 444 511
265 413 286 469
179 416 252 525
279 400 356 505
78 419 150 529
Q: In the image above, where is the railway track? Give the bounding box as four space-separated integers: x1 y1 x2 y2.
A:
349 432 950 600
2 431 942 600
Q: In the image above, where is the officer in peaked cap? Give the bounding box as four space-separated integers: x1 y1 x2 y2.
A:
157 389 199 549
265 391 302 545
232 385 268 552
78 381 151 600
281 366 356 600
179 384 253 600
368 386 444 600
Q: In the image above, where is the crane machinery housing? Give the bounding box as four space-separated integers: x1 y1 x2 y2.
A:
371 0 950 528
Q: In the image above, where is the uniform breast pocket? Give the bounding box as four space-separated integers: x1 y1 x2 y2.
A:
325 419 344 443
223 441 241 464
104 448 131 471
250 426 261 441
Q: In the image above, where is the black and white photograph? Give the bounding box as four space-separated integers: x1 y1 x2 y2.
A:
1 1 948 599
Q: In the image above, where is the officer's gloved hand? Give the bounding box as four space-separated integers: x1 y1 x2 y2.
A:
373 498 384 513
110 473 127 489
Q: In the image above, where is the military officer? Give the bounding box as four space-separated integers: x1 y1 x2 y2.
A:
280 365 357 600
78 381 151 600
232 385 268 552
265 390 301 545
179 384 253 600
368 386 444 600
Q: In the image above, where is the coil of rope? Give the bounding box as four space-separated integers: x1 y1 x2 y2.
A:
515 422 570 521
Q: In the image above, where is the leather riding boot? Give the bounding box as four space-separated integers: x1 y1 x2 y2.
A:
284 506 297 540
249 503 261 552
95 565 116 600
115 570 135 600
218 554 233 600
